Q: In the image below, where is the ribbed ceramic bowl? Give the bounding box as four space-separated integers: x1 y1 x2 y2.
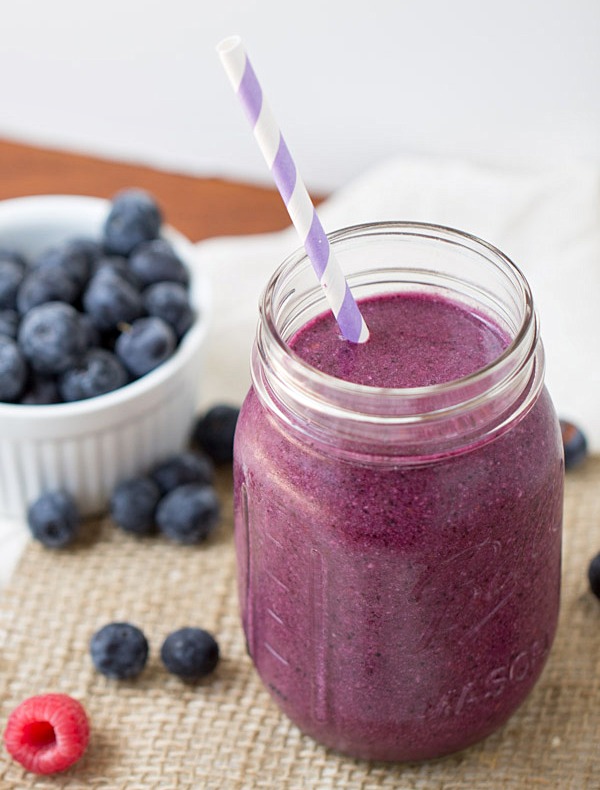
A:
0 195 210 519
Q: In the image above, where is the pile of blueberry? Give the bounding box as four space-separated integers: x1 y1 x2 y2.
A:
90 622 220 682
26 404 239 548
111 449 221 544
0 188 196 404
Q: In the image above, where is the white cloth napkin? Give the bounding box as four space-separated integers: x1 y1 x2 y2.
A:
197 155 600 452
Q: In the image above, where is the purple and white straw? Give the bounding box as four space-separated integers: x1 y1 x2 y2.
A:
217 35 369 344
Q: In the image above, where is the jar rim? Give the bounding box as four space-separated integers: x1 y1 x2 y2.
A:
253 221 544 459
260 221 536 402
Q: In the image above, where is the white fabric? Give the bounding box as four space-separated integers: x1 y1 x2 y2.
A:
197 155 600 453
0 519 29 589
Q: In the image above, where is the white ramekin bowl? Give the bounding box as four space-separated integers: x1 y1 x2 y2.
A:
0 195 210 519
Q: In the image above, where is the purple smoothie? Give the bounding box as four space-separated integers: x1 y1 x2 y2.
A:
233 291 563 761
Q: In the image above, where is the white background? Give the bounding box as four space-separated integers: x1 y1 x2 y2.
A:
1 0 599 191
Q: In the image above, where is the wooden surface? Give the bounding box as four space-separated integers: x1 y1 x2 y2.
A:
0 137 314 241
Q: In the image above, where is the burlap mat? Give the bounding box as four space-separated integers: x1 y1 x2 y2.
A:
0 459 599 790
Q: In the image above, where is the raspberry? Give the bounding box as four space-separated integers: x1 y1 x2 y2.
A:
3 693 90 775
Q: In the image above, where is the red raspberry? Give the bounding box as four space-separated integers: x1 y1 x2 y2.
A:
3 693 90 775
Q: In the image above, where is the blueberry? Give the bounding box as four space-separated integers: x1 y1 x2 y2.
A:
58 348 128 401
103 189 162 256
98 327 121 352
18 302 88 375
115 316 176 378
16 266 79 314
151 451 214 494
0 309 19 339
193 404 240 464
83 269 144 332
129 239 189 288
560 419 588 470
160 627 220 680
20 373 61 405
589 552 600 599
79 312 101 349
27 490 80 548
0 258 26 310
33 241 92 290
110 476 161 535
0 334 27 402
66 237 104 270
92 255 142 290
143 281 194 338
156 483 220 544
0 247 26 267
90 622 149 680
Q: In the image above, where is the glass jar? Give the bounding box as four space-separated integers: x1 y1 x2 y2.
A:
233 222 563 761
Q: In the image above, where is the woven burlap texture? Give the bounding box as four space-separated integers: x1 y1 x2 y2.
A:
0 460 599 790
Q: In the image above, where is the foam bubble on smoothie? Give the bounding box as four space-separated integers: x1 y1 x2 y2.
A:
290 291 509 388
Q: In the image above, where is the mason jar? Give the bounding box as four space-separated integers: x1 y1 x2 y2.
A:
233 222 563 761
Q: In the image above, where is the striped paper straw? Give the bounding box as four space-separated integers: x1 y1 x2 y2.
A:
217 35 369 344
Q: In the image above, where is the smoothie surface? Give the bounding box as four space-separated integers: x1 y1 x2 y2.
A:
290 291 509 388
